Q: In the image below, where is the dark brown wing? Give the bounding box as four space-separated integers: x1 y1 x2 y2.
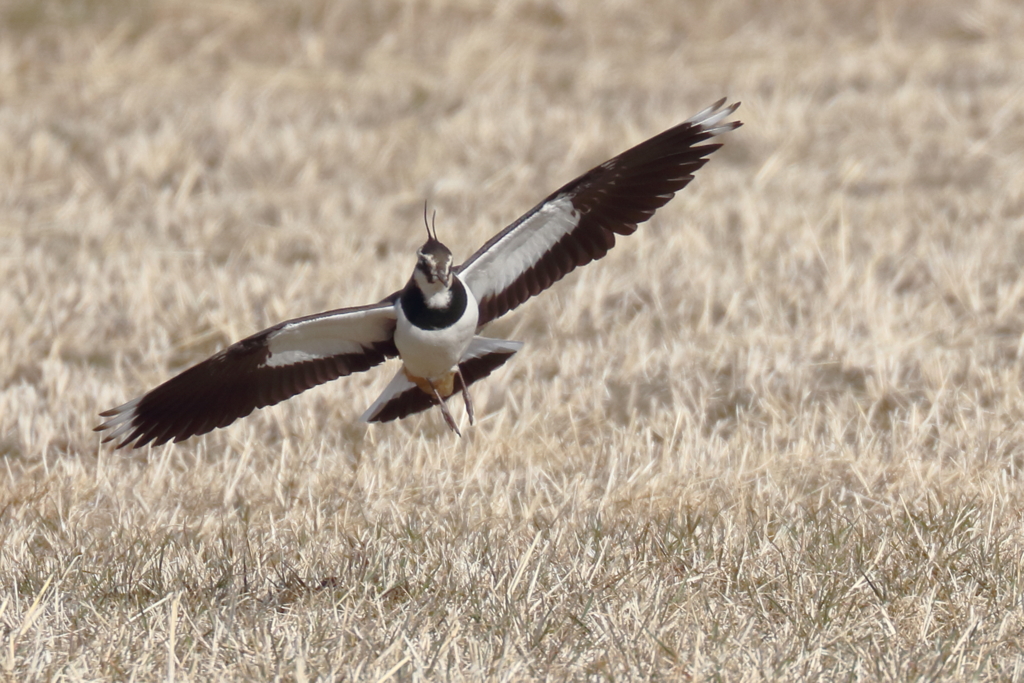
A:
97 302 398 448
457 99 741 327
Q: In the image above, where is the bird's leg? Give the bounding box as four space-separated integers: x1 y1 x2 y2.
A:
427 379 461 437
457 368 474 425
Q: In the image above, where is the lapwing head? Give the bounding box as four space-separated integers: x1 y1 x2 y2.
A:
415 237 453 288
414 205 453 290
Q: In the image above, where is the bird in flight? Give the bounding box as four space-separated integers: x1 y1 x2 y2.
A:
97 99 741 448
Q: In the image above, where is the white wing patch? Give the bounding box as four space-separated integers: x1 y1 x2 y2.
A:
95 397 142 442
264 306 396 368
463 336 524 357
359 370 417 423
685 100 734 129
459 196 579 306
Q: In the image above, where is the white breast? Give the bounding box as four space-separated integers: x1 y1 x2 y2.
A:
394 279 479 380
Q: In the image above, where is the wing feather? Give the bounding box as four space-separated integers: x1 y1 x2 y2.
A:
458 99 741 327
96 302 398 448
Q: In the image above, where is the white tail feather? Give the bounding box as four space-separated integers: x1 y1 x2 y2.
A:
360 370 417 423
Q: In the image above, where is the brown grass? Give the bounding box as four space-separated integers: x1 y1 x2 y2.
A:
3 0 1024 679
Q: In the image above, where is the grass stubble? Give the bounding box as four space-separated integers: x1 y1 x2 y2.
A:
2 0 1024 679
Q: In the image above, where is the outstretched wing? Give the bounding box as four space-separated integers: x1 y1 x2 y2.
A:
97 302 399 449
458 99 741 327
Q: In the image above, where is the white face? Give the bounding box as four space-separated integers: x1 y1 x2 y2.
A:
415 242 452 288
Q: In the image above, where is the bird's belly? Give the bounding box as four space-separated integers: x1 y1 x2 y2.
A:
394 303 478 381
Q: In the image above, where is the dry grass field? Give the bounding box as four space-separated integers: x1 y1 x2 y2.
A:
2 0 1024 679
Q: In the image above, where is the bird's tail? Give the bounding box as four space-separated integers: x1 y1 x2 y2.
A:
360 337 523 424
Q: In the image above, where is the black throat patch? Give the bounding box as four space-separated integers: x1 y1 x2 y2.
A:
401 276 468 330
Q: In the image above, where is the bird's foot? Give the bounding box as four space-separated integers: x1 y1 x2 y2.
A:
428 380 462 437
457 368 474 425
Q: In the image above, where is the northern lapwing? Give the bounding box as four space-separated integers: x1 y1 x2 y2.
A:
97 99 741 447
